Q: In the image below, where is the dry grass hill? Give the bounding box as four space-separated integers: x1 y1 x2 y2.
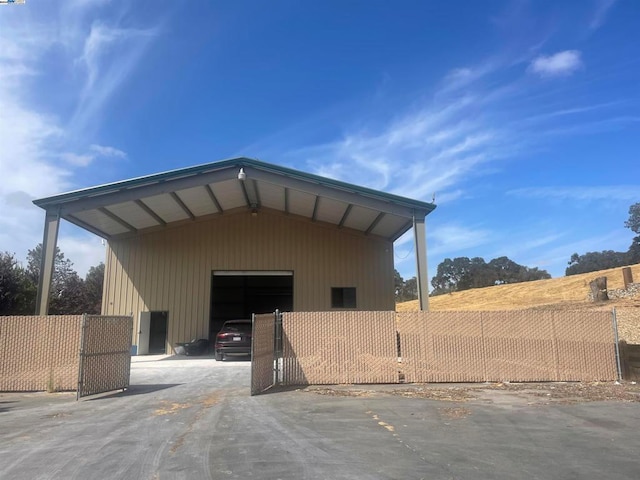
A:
397 263 640 342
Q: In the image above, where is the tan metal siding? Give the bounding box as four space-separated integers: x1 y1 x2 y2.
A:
103 209 395 350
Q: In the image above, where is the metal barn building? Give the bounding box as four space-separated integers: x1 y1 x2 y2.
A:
33 158 436 354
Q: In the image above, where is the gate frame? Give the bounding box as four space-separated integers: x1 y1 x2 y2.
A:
250 311 283 395
76 314 133 400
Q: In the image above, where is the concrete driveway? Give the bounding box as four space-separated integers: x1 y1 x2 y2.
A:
1 355 639 480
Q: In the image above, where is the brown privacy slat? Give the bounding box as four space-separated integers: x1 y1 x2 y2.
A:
281 311 398 385
0 316 82 391
3 310 619 394
277 310 617 386
0 315 132 394
397 310 617 383
251 313 277 395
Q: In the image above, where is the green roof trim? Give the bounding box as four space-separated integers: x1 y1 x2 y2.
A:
33 157 436 214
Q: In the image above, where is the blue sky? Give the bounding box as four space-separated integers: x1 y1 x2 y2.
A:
1 0 638 284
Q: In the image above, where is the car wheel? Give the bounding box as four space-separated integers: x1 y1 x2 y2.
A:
215 351 223 361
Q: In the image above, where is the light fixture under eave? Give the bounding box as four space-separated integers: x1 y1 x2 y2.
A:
238 168 246 181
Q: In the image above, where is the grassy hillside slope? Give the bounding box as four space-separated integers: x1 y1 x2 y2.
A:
398 263 640 312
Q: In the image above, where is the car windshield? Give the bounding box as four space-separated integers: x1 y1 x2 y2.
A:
222 321 251 333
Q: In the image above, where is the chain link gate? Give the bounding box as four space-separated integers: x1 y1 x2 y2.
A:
77 315 133 399
250 311 282 395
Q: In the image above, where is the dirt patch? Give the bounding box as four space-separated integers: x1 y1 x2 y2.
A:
153 401 192 416
305 382 640 405
391 386 476 402
200 392 221 407
486 382 640 404
305 387 375 397
439 407 472 419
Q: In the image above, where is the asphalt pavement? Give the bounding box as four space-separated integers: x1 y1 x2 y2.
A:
1 355 639 479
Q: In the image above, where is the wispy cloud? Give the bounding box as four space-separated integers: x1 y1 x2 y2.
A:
439 61 499 94
427 224 493 257
529 50 583 78
57 230 107 276
0 4 157 273
540 116 640 136
59 144 127 167
590 0 617 31
295 93 506 205
519 101 625 125
516 233 567 252
393 222 494 279
524 229 629 273
90 144 127 158
73 22 160 133
508 186 640 202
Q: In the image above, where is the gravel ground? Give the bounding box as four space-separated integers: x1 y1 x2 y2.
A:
616 307 640 343
305 381 640 405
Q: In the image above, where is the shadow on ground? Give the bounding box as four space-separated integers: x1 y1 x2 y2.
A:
86 384 182 401
158 354 251 362
0 400 17 414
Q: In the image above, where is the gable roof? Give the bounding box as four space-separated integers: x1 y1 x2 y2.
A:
33 157 436 241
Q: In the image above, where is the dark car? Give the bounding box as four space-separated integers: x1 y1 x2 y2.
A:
214 320 252 361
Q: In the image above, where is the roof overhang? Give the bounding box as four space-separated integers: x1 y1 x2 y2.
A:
33 157 436 242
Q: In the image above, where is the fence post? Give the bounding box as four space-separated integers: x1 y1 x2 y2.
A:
274 309 282 386
612 308 622 383
76 313 88 400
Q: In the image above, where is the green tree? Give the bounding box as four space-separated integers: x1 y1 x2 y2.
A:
568 202 640 274
626 202 640 263
394 270 419 302
402 277 418 301
625 202 640 234
566 250 631 276
432 256 550 295
431 257 472 295
26 244 86 314
0 252 36 314
84 263 104 314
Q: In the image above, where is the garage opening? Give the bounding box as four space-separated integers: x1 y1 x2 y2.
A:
210 271 293 336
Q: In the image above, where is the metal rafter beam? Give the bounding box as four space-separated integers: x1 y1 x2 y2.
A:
338 204 353 228
204 184 224 214
365 212 385 235
239 180 252 207
135 199 166 226
170 192 195 220
390 219 413 242
239 177 260 210
66 214 112 239
252 179 261 207
284 188 290 214
98 207 138 233
311 196 320 222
